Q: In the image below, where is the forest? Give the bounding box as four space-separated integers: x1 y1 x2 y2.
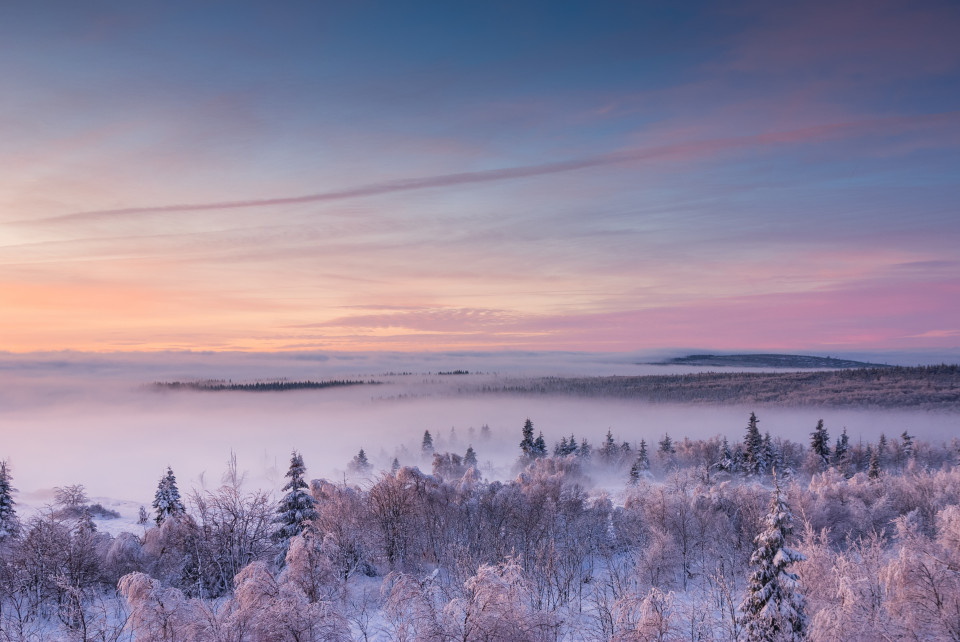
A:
1 413 960 641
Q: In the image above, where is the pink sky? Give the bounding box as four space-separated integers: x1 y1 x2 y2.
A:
1 1 958 354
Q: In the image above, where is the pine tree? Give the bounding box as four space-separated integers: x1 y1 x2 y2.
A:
152 466 185 526
743 412 764 476
533 432 547 458
901 430 914 459
464 445 478 468
349 448 371 474
809 419 831 468
868 448 881 480
520 419 535 458
138 506 149 525
716 437 734 473
554 436 568 457
273 450 319 550
391 457 401 473
601 429 617 463
637 439 650 470
740 477 807 641
578 438 592 460
422 430 434 455
833 427 850 473
877 433 888 462
0 460 17 540
658 433 675 456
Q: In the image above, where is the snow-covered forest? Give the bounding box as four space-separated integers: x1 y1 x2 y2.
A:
3 414 960 640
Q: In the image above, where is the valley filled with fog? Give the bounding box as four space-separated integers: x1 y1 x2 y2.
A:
1 353 958 502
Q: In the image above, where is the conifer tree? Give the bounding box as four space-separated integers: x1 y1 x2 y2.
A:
809 419 831 468
273 450 318 549
578 438 592 460
520 419 535 458
658 433 675 456
716 437 734 473
901 430 914 459
833 427 849 466
743 412 764 476
422 430 434 455
152 466 185 526
464 445 478 468
391 457 401 473
637 439 649 469
0 460 17 540
533 432 547 458
740 476 807 641
868 448 882 480
349 448 371 474
877 433 888 461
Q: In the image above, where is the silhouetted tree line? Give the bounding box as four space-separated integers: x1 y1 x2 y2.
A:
153 379 379 392
475 364 960 409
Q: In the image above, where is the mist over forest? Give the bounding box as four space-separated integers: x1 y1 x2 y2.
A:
2 351 960 640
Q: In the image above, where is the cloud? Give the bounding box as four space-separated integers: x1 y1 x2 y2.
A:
14 111 958 227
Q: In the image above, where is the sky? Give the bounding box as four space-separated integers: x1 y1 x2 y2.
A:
1 0 959 354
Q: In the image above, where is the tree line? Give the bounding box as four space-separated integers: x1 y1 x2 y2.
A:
1 413 960 640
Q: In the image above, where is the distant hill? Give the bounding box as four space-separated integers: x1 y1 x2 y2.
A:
651 353 892 369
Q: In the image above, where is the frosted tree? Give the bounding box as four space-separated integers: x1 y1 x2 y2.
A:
833 427 849 469
630 441 650 484
658 433 675 456
152 466 185 526
520 419 535 458
348 449 371 474
273 450 319 554
809 419 831 468
868 448 882 480
464 445 478 468
422 430 434 455
740 477 807 641
0 460 17 540
743 412 765 476
716 436 734 473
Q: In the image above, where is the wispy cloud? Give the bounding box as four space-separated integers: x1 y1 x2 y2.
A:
14 111 957 227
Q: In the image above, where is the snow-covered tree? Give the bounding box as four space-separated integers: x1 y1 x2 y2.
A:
520 419 535 458
743 412 765 476
833 427 849 469
0 460 18 540
348 448 371 474
153 466 185 526
422 430 434 455
464 445 478 468
716 436 734 473
810 419 830 468
273 451 318 554
658 433 675 456
630 441 650 484
740 477 807 641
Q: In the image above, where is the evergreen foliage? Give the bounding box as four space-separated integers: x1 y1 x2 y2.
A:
349 448 371 474
743 412 765 476
464 445 478 468
520 419 535 457
0 460 17 540
422 430 434 455
273 450 319 549
152 466 185 526
740 477 807 641
658 433 675 456
810 419 831 468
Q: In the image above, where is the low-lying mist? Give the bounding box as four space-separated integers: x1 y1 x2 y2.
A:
1 352 957 504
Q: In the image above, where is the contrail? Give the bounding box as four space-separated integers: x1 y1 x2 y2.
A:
13 112 956 226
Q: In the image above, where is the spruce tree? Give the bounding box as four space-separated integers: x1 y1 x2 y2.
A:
877 433 888 461
152 466 185 526
658 433 675 456
901 430 914 459
637 439 650 470
833 427 850 473
464 445 478 468
740 477 807 641
520 419 535 458
716 437 734 473
809 419 831 468
868 448 881 480
533 432 547 458
743 412 764 476
349 448 371 473
422 430 434 455
273 450 318 550
0 460 17 540
391 457 401 473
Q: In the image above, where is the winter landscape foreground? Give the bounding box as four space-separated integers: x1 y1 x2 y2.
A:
1 356 960 640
